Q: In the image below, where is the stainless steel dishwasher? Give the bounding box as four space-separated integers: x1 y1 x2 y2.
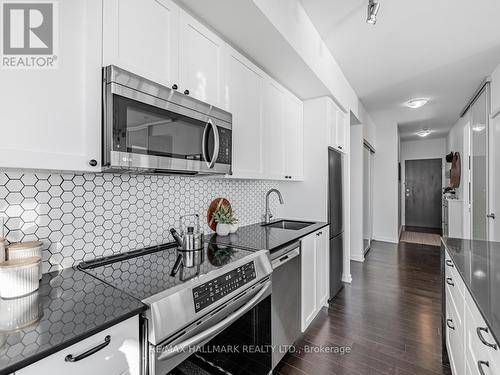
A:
271 241 301 369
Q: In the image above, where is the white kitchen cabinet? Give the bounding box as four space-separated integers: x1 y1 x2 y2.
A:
301 226 330 332
444 248 500 375
102 0 180 88
262 80 286 180
284 93 304 181
225 48 265 179
17 316 140 375
328 99 348 154
179 10 226 108
0 0 102 173
316 227 330 308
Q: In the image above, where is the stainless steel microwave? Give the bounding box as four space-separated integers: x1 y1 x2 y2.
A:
102 65 232 175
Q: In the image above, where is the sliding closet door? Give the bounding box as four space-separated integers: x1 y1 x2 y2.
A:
363 145 373 253
471 87 489 240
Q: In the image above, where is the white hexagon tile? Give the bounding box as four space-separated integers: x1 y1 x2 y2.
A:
0 172 279 273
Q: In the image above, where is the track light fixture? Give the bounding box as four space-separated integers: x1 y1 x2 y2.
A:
367 0 380 25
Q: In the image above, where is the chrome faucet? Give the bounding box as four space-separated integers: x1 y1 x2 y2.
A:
264 189 284 224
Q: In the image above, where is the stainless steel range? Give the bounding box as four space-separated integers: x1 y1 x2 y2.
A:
80 243 273 375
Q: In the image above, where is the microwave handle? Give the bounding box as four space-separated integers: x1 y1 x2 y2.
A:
202 118 220 169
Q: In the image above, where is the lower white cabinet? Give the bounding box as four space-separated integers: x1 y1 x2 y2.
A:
17 316 140 375
444 250 500 375
301 227 329 332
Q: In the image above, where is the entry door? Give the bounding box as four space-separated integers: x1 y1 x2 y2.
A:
405 159 443 229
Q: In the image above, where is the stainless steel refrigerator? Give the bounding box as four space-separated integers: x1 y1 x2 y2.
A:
328 148 344 299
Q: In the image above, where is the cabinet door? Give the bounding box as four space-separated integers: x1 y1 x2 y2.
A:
301 233 316 332
0 0 102 172
315 227 330 309
179 10 226 108
335 109 347 153
17 316 140 375
103 0 180 88
262 80 286 180
328 100 338 149
284 93 304 181
226 48 264 178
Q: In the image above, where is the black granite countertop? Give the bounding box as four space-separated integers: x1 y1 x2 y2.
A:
442 237 500 345
0 267 146 375
210 219 329 252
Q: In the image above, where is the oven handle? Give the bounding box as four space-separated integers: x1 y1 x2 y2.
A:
201 118 220 169
157 280 271 362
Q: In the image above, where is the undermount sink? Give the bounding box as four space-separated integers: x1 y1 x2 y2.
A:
263 220 314 231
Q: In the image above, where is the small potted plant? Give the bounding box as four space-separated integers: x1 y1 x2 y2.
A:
212 205 238 236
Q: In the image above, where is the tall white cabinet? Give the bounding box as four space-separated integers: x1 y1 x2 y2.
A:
301 226 330 332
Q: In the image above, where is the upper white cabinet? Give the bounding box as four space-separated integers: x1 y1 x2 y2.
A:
103 1 225 108
103 0 180 88
226 48 265 178
0 0 102 172
328 99 348 153
262 80 287 180
301 226 330 332
179 10 226 108
284 93 304 180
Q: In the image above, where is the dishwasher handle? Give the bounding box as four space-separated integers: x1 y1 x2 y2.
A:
272 248 300 269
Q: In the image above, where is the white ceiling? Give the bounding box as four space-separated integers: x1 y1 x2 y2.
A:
300 0 500 140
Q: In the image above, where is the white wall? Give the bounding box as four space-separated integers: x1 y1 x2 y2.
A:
350 124 364 261
400 138 446 226
372 122 400 243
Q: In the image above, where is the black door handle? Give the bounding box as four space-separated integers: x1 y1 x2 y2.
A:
184 89 190 95
477 327 498 350
65 335 111 362
446 319 455 330
446 277 454 286
172 84 178 90
478 360 489 375
445 260 454 267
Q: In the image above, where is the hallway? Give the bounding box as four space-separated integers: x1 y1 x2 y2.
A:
275 241 451 375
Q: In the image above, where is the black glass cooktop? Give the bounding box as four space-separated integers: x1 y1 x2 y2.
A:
80 243 256 302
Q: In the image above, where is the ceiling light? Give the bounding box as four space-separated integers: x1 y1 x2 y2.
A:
405 98 429 109
417 128 431 137
366 0 380 25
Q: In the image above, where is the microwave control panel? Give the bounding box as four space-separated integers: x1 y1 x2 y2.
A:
217 127 232 165
192 261 256 312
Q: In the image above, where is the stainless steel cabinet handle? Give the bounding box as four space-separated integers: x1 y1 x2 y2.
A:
201 118 220 169
477 327 498 350
478 360 489 375
487 213 496 219
446 277 454 286
65 335 111 362
158 280 271 361
446 319 455 330
445 260 454 267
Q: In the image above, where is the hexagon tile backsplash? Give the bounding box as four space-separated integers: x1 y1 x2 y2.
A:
0 171 278 273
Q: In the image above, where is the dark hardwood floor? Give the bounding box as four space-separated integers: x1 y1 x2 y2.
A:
274 241 451 375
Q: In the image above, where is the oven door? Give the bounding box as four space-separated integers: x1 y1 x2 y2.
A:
103 77 232 175
150 279 272 375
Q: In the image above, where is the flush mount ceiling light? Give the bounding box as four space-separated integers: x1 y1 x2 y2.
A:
366 0 380 25
404 98 429 109
417 128 431 137
472 124 486 132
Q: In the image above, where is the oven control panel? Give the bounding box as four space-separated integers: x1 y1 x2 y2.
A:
192 261 256 312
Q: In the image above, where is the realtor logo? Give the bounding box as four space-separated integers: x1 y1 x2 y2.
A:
1 1 58 69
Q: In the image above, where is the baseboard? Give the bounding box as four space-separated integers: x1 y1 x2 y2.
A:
350 255 365 263
342 273 352 283
372 235 399 244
